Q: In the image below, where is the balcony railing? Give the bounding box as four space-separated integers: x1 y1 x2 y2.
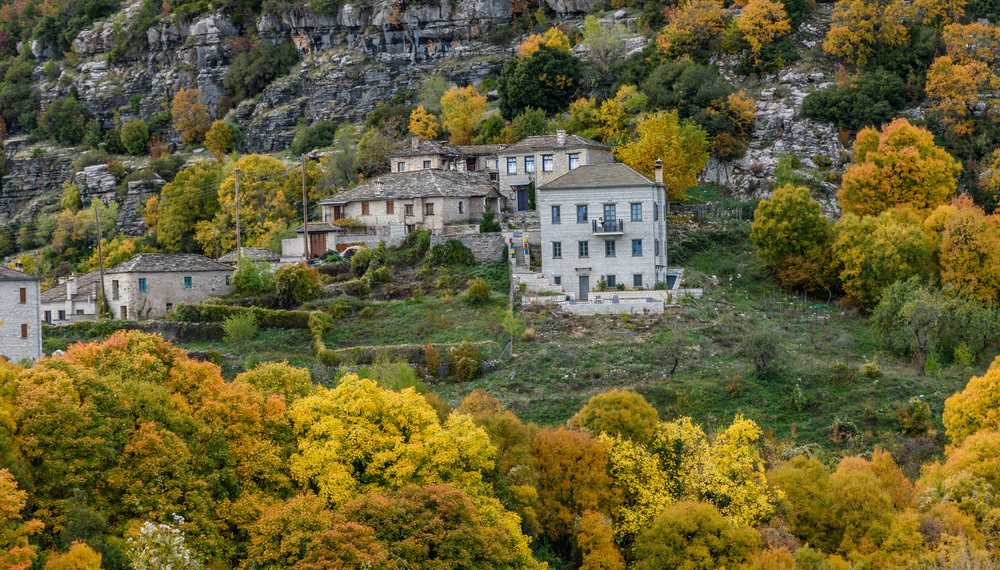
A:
592 219 624 234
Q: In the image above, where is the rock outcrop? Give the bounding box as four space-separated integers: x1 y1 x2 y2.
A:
0 152 76 222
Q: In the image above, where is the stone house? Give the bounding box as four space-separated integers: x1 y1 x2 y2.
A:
0 265 42 361
538 162 670 301
281 222 343 262
389 137 501 178
318 169 504 233
40 270 101 324
104 254 235 320
498 130 614 212
218 247 283 271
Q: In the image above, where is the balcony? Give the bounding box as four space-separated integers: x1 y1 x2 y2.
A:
592 219 624 235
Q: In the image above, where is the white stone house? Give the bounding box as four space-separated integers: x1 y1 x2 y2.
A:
389 137 501 178
318 169 504 233
40 270 101 324
538 162 670 301
104 254 235 320
0 265 42 361
497 130 614 212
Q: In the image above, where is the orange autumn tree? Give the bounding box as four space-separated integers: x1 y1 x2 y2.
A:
657 0 727 59
171 89 212 144
913 0 967 26
518 27 572 58
925 56 997 136
942 22 1000 65
408 105 439 140
737 0 791 62
934 198 1000 303
823 0 909 66
838 118 960 218
440 86 487 145
0 469 43 570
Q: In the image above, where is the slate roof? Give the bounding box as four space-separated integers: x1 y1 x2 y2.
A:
41 270 102 302
107 254 233 273
539 163 657 190
291 222 342 233
319 170 497 204
498 134 611 154
390 140 502 158
217 247 280 264
0 265 39 281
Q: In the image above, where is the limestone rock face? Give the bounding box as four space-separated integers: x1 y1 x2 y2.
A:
543 0 597 13
0 152 76 223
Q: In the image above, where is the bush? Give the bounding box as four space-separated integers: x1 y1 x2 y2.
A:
896 397 932 435
801 69 906 132
223 312 258 343
120 118 149 155
331 341 496 366
40 97 88 145
290 119 338 155
448 340 482 382
233 257 274 295
466 277 489 305
426 239 476 267
396 229 430 265
351 242 389 276
738 327 781 374
174 304 311 328
326 296 364 318
827 362 857 385
274 263 322 308
224 43 298 102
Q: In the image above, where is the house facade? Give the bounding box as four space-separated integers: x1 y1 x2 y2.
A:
104 254 234 319
497 130 614 212
0 265 42 361
389 137 500 177
538 162 670 301
41 270 100 324
319 169 503 233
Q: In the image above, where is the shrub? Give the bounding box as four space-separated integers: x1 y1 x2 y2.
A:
738 327 781 374
274 263 322 308
232 257 274 295
522 328 535 342
426 239 476 267
290 119 338 155
449 340 482 382
351 242 388 276
425 342 441 374
897 397 932 435
828 362 857 385
224 43 298 102
466 277 489 304
860 359 882 379
223 312 258 343
330 341 495 366
40 97 88 145
397 229 431 264
573 388 659 443
174 304 311 328
120 118 149 155
326 296 364 318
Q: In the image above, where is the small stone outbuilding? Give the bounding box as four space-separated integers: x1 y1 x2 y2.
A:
40 270 101 324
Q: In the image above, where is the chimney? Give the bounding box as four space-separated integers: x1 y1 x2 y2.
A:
15 260 22 271
556 129 566 146
67 275 77 299
654 159 663 184
411 135 419 150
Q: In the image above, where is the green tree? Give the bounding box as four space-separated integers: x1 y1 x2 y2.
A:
223 43 298 102
498 48 581 119
273 263 322 308
150 161 224 253
633 501 760 570
120 118 149 155
767 455 837 552
750 184 833 291
801 69 907 132
40 97 88 145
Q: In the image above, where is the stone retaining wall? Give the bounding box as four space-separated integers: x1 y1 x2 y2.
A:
559 299 665 316
430 233 505 263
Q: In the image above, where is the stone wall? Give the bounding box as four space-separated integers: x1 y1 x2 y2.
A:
0 280 43 360
430 233 505 263
559 298 664 316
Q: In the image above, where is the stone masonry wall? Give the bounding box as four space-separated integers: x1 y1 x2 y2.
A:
430 233 505 263
0 280 43 360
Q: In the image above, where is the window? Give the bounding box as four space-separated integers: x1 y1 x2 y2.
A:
362 202 370 215
554 276 561 285
525 156 535 173
631 203 642 221
397 162 405 172
507 157 517 174
166 303 173 313
76 310 83 315
654 204 659 221
405 204 414 216
112 280 119 300
20 323 27 338
58 310 66 320
44 311 51 323
605 240 616 257
655 239 660 256
606 275 616 288
120 306 127 319
458 201 464 214
604 204 616 222
18 287 25 303
425 203 434 216
138 278 147 292
634 274 643 288
569 153 580 170
423 160 431 169
184 276 193 289
552 241 562 258
386 201 395 214
542 154 553 172
577 205 588 222
226 275 231 286
578 241 589 257
632 239 643 256
551 206 561 223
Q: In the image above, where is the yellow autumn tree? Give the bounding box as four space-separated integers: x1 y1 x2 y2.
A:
838 118 960 218
978 149 1000 203
615 110 710 207
913 0 966 26
937 199 1000 303
204 120 236 161
518 27 572 58
925 56 996 136
942 22 1000 65
598 85 648 144
737 0 791 60
710 90 757 141
44 542 102 570
657 0 727 59
823 0 909 67
576 512 626 570
0 469 44 570
408 105 439 140
171 89 212 144
440 86 487 145
599 434 677 542
943 356 1000 446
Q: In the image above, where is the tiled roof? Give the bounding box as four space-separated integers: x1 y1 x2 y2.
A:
498 134 611 154
217 247 280 264
291 222 342 233
539 163 656 190
0 265 39 281
319 170 496 204
107 254 233 273
390 140 502 158
41 270 102 302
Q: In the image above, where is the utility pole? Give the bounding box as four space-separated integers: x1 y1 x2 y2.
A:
213 228 218 262
94 202 107 319
302 155 310 262
234 168 242 264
